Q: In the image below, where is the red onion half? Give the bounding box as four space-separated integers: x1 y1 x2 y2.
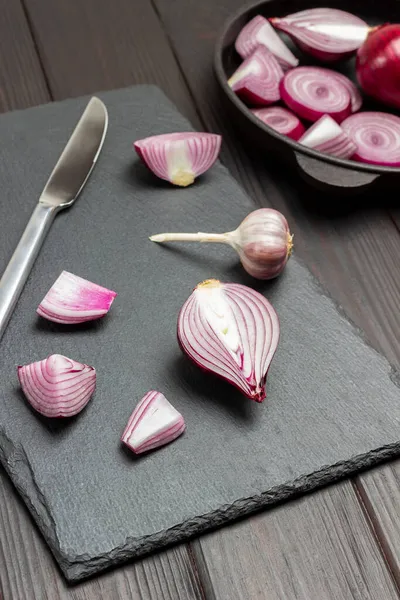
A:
134 132 221 187
251 107 305 140
299 115 357 159
341 112 400 166
37 271 117 325
235 15 299 69
357 25 400 110
228 47 283 106
121 391 185 454
178 279 280 402
18 354 96 418
270 9 369 62
280 66 352 123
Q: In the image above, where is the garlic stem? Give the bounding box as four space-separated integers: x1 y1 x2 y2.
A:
150 232 229 244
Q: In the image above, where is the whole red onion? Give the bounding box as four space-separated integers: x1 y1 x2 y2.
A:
357 24 400 110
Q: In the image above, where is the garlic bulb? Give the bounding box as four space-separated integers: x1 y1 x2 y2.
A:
150 208 293 280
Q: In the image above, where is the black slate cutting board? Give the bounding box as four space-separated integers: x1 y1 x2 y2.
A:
0 86 400 582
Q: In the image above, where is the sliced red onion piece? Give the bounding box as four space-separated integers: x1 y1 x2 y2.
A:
251 107 305 140
270 9 369 62
280 66 352 123
121 391 185 454
228 47 284 106
134 132 221 187
341 112 400 166
18 354 96 418
235 15 299 68
37 271 117 325
328 71 363 113
299 115 357 159
177 279 280 402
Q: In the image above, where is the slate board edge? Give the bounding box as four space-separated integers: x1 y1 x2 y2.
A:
1 424 399 583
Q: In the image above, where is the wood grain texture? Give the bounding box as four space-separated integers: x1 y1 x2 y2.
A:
0 0 49 111
0 470 204 600
356 463 400 587
23 0 200 128
192 481 400 600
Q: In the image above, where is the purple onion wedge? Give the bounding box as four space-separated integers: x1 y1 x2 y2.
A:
299 115 357 159
121 391 185 454
228 47 284 106
177 279 280 402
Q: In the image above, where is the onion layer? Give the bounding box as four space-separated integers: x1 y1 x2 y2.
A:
18 354 96 418
357 25 400 110
280 66 352 123
134 132 221 187
121 391 185 454
37 271 117 325
235 15 299 68
251 107 305 140
177 279 280 402
228 47 283 106
299 115 357 159
270 9 369 62
341 112 400 166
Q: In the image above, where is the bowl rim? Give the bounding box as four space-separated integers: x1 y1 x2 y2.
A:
214 0 400 175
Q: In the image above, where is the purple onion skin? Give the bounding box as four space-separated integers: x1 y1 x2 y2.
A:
357 25 400 110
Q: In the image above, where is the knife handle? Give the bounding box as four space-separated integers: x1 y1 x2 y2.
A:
0 203 57 341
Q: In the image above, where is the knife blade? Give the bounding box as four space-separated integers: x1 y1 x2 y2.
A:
0 96 108 341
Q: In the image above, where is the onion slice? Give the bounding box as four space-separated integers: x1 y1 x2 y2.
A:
328 71 363 113
341 112 400 166
299 115 357 159
177 279 280 402
134 132 221 187
235 15 299 68
18 354 96 418
251 107 305 140
121 391 185 454
228 47 283 106
280 66 352 123
270 9 369 62
37 271 117 325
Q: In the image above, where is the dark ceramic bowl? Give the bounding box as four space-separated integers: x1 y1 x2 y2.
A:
214 0 400 193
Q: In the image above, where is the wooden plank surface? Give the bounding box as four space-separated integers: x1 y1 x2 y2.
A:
0 0 49 110
0 472 204 600
356 464 400 588
0 0 400 598
192 482 400 600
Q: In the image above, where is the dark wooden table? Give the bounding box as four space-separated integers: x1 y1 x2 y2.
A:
1 1 400 598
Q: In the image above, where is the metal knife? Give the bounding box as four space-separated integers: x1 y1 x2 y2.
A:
0 96 108 341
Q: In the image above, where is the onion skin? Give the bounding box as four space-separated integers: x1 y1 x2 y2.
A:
228 47 284 106
341 111 400 166
178 279 280 402
18 354 96 418
121 391 185 454
235 15 299 68
357 25 400 110
134 132 221 187
280 67 352 123
37 271 117 325
150 208 293 280
251 107 305 140
270 9 369 63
